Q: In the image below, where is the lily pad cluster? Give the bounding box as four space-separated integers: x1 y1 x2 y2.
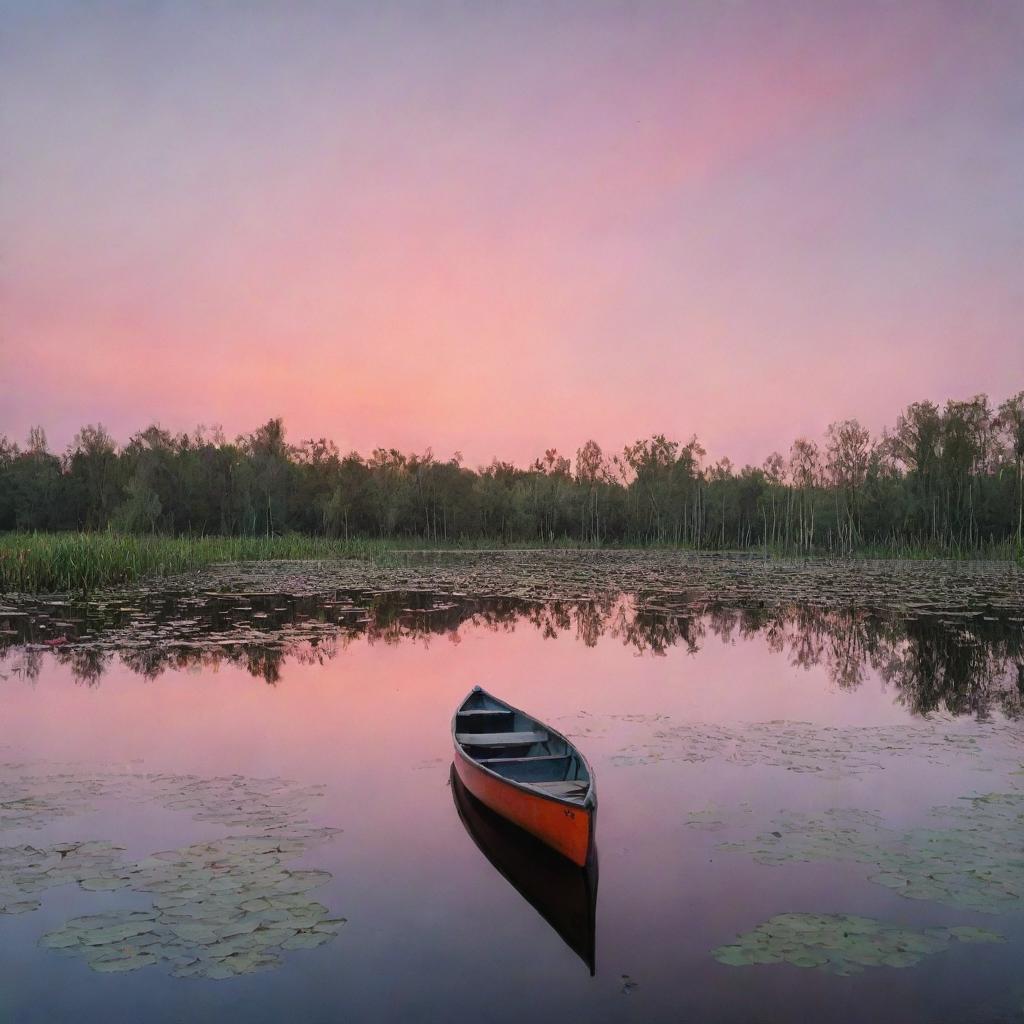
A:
40 832 344 978
0 764 139 830
170 551 1024 614
712 913 1003 974
720 792 1024 914
0 763 329 834
0 840 125 915
0 760 346 979
605 716 1022 775
145 774 329 832
684 802 753 832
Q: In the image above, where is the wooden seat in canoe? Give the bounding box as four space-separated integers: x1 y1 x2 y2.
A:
477 754 569 766
456 730 548 746
529 780 590 799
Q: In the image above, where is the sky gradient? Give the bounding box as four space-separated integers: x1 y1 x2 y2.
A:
2 1 1022 468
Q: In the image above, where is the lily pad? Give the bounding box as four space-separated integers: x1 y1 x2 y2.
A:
713 913 1003 974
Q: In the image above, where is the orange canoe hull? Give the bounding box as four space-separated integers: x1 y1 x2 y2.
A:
453 747 593 867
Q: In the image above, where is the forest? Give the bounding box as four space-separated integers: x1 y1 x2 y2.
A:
1 392 1022 556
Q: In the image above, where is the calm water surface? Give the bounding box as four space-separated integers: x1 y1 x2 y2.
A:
1 594 1023 1023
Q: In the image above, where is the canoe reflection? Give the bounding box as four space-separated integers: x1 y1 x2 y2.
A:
450 765 598 975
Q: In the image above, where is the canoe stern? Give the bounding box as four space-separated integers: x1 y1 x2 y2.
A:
453 746 593 867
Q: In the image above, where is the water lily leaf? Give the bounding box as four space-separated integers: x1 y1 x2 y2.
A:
79 877 127 892
0 900 40 915
91 953 157 973
712 913 1003 975
946 926 1005 944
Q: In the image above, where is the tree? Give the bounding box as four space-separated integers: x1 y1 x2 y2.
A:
789 438 820 550
117 473 163 533
241 418 293 535
575 440 606 542
8 428 63 530
3 391 1023 554
825 419 872 551
886 401 943 542
997 392 1024 547
762 452 786 548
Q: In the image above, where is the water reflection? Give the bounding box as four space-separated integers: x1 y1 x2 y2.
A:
450 767 598 975
1 590 1021 718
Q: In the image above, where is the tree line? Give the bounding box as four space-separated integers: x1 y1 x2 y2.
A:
1 391 1022 554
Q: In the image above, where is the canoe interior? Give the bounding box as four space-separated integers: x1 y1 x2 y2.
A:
455 689 592 805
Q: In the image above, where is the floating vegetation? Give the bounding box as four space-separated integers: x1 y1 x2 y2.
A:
0 761 345 979
720 792 1024 914
157 551 1024 614
0 765 140 830
602 716 1024 775
3 555 1024 666
712 914 1003 975
0 763 332 834
40 832 344 978
0 840 127 914
7 545 1024 611
684 803 753 832
148 775 330 832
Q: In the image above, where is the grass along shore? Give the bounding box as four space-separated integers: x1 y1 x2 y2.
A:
0 531 1021 595
0 532 608 593
0 533 398 593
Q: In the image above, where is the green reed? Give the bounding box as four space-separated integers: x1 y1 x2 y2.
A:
0 532 612 593
0 533 399 594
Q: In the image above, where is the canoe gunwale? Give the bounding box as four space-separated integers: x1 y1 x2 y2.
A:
451 686 597 813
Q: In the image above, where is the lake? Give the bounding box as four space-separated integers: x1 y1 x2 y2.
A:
1 556 1023 1023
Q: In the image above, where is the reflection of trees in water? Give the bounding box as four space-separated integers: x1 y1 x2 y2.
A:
615 605 704 656
1 591 1021 717
878 617 1024 719
61 649 110 687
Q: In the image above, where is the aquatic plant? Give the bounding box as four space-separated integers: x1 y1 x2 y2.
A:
719 792 1024 915
40 833 345 978
0 841 127 915
0 532 410 593
712 913 1003 974
0 761 346 979
607 718 1023 775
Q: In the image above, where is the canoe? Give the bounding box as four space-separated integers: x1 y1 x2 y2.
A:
451 686 596 866
451 766 599 973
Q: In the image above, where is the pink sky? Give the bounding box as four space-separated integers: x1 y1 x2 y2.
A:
2 1 1022 468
